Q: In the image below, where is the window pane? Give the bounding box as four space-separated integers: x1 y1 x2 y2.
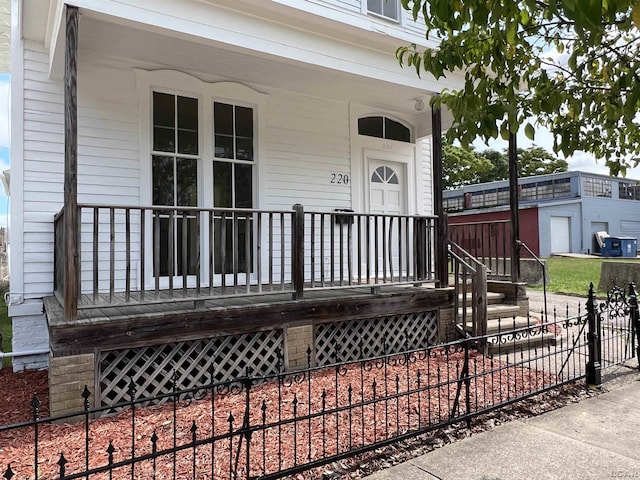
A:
235 137 254 161
176 215 198 275
153 216 171 277
176 158 198 207
235 163 253 208
358 117 383 138
213 161 232 208
177 96 198 131
386 168 399 184
236 215 253 273
235 106 253 138
367 0 382 14
372 166 385 183
153 92 174 128
177 96 198 155
152 156 174 206
214 217 233 274
215 135 234 159
383 0 398 19
178 129 198 155
385 117 410 142
153 126 175 152
214 102 234 135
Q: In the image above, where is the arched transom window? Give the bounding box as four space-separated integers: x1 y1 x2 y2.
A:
358 116 411 143
371 166 399 184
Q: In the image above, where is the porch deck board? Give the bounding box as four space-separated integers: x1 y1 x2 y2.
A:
45 282 452 357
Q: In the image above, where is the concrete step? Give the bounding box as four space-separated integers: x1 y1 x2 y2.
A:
458 303 522 321
457 291 505 305
488 331 557 354
460 315 530 335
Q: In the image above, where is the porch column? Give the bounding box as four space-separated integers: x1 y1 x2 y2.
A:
64 6 79 321
431 101 448 287
508 132 521 283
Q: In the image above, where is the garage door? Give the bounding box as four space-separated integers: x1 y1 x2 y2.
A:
620 220 640 244
550 216 570 253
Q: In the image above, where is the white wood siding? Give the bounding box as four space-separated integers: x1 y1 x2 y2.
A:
419 136 433 215
21 44 141 297
265 93 351 211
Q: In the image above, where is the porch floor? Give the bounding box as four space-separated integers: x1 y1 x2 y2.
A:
44 282 454 357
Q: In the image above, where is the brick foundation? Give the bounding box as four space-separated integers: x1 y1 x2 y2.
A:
285 324 314 369
48 353 95 417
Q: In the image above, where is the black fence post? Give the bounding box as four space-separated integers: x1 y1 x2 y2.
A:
586 282 602 387
628 283 640 370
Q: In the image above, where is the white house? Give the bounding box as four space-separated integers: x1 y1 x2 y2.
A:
9 0 467 413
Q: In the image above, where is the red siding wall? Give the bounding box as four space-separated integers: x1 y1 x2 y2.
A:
447 207 540 257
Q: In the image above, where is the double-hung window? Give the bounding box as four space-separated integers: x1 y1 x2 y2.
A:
213 101 255 275
151 91 199 277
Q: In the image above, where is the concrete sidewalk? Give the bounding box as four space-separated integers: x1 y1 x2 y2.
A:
364 366 640 480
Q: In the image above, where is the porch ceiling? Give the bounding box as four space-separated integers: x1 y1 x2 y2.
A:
77 15 433 116
25 1 455 133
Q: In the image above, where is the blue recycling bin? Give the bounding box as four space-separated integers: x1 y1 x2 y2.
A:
602 237 638 257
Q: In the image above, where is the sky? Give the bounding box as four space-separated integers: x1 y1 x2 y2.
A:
0 73 9 231
475 123 640 179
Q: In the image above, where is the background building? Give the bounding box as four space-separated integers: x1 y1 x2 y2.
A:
444 171 640 257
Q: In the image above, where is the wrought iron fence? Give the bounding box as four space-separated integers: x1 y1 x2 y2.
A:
2 284 639 480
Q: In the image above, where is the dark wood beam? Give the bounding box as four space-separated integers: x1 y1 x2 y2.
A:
64 6 79 321
508 132 521 283
45 288 455 356
431 101 448 287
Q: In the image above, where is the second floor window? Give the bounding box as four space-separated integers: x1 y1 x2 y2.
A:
367 0 399 21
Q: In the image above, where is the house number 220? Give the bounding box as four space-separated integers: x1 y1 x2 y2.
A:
330 173 350 185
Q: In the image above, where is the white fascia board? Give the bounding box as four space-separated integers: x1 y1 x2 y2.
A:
46 0 63 78
52 0 462 91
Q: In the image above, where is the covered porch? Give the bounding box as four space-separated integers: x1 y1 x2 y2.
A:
33 3 533 414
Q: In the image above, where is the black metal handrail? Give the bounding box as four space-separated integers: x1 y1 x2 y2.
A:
517 240 549 323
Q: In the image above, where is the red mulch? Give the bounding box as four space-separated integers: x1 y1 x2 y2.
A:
0 351 558 480
0 367 49 425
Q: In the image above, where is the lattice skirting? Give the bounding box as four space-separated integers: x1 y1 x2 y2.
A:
315 311 439 366
98 330 283 406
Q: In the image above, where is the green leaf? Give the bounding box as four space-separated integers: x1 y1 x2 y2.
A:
525 123 535 140
633 2 640 28
500 122 510 140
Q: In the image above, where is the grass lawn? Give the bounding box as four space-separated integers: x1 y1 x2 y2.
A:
0 283 10 367
530 256 640 296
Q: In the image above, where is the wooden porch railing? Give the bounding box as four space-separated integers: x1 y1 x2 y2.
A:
448 220 512 278
53 204 438 316
448 240 488 341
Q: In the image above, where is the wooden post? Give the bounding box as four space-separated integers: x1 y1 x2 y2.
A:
508 132 520 283
292 204 304 300
431 101 448 287
64 6 79 321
